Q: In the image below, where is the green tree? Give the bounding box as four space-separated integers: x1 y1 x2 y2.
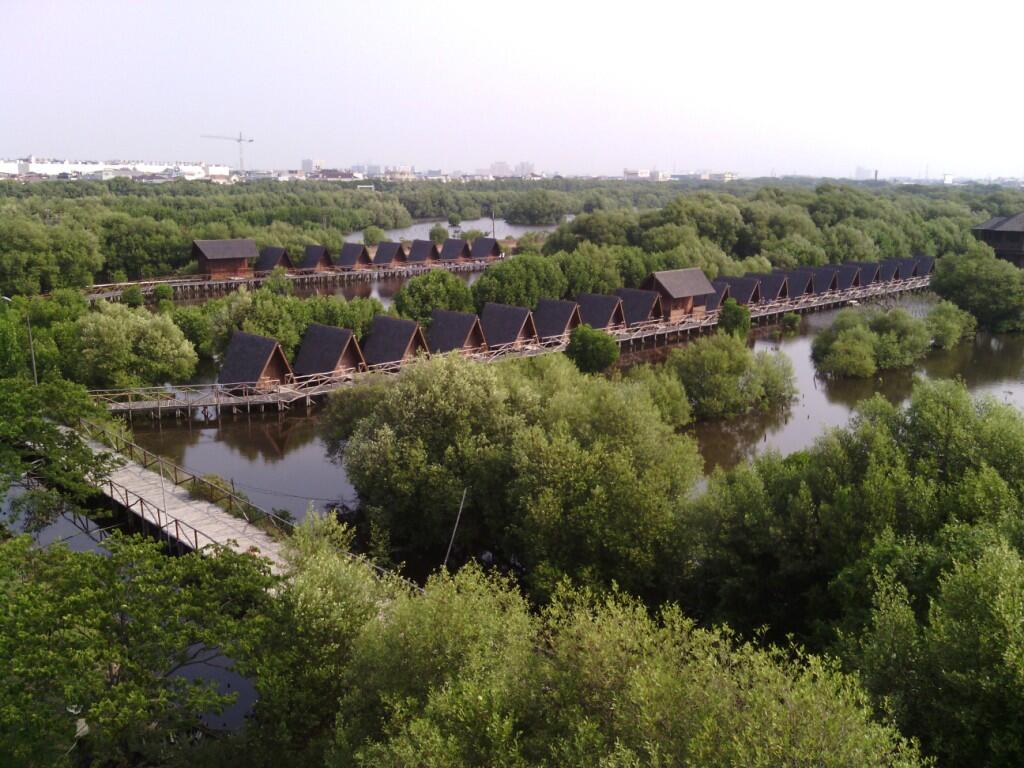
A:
363 226 387 246
120 285 144 307
428 223 448 244
565 324 619 373
926 299 977 349
393 270 474 326
718 297 751 337
471 253 568 310
932 245 1024 331
152 284 174 302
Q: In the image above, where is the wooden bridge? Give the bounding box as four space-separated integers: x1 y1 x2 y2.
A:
84 259 492 302
89 274 931 419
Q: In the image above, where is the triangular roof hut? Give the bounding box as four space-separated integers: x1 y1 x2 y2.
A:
407 239 441 263
744 272 789 303
427 309 488 354
193 239 256 277
879 259 900 282
792 267 836 294
470 237 502 261
836 264 862 291
640 268 716 318
533 298 583 340
440 238 472 262
338 243 373 270
361 315 429 368
896 258 919 280
255 246 294 273
848 261 881 284
576 293 626 330
292 323 367 380
217 331 293 388
709 280 732 312
781 269 814 296
614 287 665 326
480 303 540 348
373 242 407 267
915 255 935 275
300 245 333 271
716 276 762 305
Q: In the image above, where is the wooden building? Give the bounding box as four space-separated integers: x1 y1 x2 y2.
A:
533 298 582 341
470 237 502 261
715 276 761 305
300 245 333 272
217 331 292 389
193 239 256 278
440 238 472 263
836 264 862 291
614 287 664 326
972 213 1024 267
707 281 731 312
896 258 919 280
782 270 814 297
792 267 836 295
744 273 789 303
878 259 900 282
407 239 441 264
292 323 366 381
916 255 935 275
255 246 294 274
361 315 429 369
427 309 488 354
848 262 881 284
373 242 407 267
576 293 626 331
338 243 373 270
480 303 540 349
640 268 716 321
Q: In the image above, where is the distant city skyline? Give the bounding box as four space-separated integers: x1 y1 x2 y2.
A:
3 1 1023 180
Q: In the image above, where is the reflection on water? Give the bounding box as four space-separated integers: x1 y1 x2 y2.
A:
693 301 1024 471
132 414 354 521
294 269 481 307
342 216 559 244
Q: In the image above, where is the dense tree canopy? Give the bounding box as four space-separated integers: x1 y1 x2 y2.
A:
393 270 474 326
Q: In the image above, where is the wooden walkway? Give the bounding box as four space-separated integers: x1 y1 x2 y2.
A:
90 274 931 418
80 421 287 569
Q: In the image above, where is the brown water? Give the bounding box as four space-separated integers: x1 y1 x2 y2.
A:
295 269 481 306
130 297 1024 519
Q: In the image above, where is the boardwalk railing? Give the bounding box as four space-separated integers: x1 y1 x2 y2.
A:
100 474 222 552
79 418 295 536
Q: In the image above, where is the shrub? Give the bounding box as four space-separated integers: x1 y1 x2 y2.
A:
120 285 144 307
566 324 620 373
719 298 751 337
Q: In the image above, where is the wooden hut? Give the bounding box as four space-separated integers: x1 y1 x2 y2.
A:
640 268 716 321
716 276 761 305
470 237 502 261
361 315 428 369
848 262 881 284
745 272 789 303
255 246 294 274
217 331 292 390
373 242 407 267
480 303 539 349
792 267 836 295
782 269 814 297
896 258 919 280
836 264 862 291
533 298 583 341
972 213 1024 266
427 309 488 354
292 323 367 381
576 293 626 331
614 287 664 327
878 259 900 282
337 243 373 270
193 239 256 278
707 281 730 312
407 239 441 264
440 238 472 263
300 245 333 272
915 255 935 275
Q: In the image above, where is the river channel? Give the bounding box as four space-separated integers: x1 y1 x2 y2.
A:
128 296 1024 522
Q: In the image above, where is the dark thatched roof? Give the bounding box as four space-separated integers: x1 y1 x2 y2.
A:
193 239 258 262
480 303 538 347
782 269 813 295
836 264 862 291
427 310 486 353
848 261 881 284
255 246 294 272
470 237 502 260
614 288 664 326
292 323 365 378
338 243 373 268
744 272 789 302
373 242 406 266
642 268 715 299
440 239 471 261
716 276 761 305
217 331 292 385
896 258 919 280
576 293 625 329
792 267 836 294
879 259 900 281
300 245 332 269
916 255 935 275
407 239 440 263
362 315 428 367
706 281 730 312
973 213 1024 232
533 298 582 339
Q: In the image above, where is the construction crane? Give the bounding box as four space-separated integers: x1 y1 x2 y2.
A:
200 132 254 172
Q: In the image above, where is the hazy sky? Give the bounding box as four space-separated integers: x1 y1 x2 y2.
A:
2 0 1021 178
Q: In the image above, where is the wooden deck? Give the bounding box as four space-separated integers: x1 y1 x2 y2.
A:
90 274 931 418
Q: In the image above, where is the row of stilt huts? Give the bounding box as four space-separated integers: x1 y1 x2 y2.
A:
194 236 504 279
217 255 935 390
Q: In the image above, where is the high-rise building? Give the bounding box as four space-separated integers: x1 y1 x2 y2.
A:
301 158 314 173
490 161 512 177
